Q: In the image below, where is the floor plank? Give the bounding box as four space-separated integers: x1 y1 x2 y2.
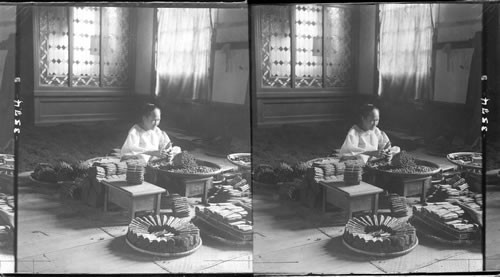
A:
198 255 253 273
17 238 169 274
254 237 383 274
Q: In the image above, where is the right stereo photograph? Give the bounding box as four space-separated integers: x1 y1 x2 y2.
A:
485 2 500 272
250 3 484 274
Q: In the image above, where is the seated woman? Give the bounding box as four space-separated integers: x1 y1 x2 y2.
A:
121 103 181 164
339 104 399 164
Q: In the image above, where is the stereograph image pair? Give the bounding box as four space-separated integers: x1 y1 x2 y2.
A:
0 1 498 275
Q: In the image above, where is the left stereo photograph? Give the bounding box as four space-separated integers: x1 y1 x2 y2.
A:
15 4 251 274
0 4 16 274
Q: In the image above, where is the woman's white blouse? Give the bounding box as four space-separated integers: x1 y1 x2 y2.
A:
339 125 390 163
121 124 177 163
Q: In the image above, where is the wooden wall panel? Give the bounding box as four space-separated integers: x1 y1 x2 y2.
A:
34 96 128 125
257 95 352 126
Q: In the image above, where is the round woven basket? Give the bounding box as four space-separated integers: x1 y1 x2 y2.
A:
151 160 224 179
365 159 441 178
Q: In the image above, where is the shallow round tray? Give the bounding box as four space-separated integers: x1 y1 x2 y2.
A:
227 153 251 170
85 156 121 167
125 237 202 258
342 237 418 257
365 159 441 178
446 152 482 170
306 157 340 166
192 217 252 247
152 160 224 179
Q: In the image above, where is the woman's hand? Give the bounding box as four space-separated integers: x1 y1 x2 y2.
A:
383 151 393 162
160 147 175 162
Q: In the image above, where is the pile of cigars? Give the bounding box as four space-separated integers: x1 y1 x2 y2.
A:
389 194 408 217
126 160 146 185
0 154 14 175
89 159 128 180
194 203 252 243
307 158 346 183
208 175 251 203
0 193 14 246
307 157 364 186
411 202 481 241
427 174 482 211
163 194 191 218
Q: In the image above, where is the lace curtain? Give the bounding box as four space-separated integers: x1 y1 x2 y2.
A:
155 8 214 101
378 4 434 101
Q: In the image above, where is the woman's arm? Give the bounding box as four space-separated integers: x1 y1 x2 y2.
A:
121 130 162 158
340 132 382 158
340 130 381 157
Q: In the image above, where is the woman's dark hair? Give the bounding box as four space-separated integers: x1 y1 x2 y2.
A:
140 103 160 119
359 104 379 119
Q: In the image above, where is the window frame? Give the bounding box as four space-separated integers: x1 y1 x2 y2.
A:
32 6 136 96
253 4 358 97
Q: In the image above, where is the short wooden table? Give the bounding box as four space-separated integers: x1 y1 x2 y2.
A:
373 174 432 203
182 177 213 204
101 176 166 220
400 176 432 203
156 174 214 205
319 178 383 219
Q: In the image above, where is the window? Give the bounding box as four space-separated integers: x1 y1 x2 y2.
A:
154 8 213 100
378 4 433 78
38 6 131 88
377 4 434 100
258 4 355 89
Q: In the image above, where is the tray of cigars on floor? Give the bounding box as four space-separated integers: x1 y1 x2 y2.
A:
342 214 418 257
409 201 481 246
192 202 252 247
227 153 251 170
446 152 482 171
125 214 203 257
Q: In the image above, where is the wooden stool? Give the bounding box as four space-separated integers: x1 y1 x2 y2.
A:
319 179 383 220
101 176 166 220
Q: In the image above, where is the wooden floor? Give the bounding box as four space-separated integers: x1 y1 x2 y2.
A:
17 149 252 274
486 185 500 271
253 192 482 274
253 149 482 274
0 248 14 273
